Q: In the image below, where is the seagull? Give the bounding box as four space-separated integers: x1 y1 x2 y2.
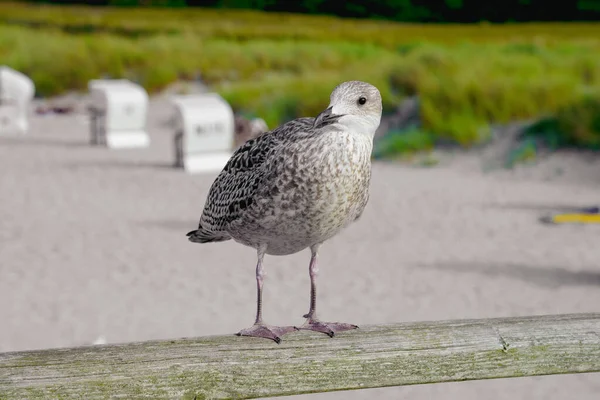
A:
187 80 383 343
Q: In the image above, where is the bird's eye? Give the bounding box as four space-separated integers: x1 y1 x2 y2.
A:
358 96 367 105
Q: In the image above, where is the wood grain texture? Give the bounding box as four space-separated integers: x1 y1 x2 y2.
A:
1 313 599 399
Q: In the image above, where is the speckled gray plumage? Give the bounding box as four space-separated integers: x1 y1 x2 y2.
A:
188 81 382 256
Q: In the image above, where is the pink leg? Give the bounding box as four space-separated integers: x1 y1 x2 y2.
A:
299 245 358 337
236 248 298 344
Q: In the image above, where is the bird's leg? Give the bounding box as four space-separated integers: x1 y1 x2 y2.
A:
236 248 297 344
299 245 358 337
303 249 319 321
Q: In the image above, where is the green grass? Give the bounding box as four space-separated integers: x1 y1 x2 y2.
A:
1 1 599 153
522 90 600 149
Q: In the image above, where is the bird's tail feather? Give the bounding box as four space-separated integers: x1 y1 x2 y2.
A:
186 227 231 243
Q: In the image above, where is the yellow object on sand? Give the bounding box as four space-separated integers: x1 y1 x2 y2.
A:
550 213 600 224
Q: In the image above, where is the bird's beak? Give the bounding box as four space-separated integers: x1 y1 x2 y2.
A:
319 106 333 118
314 106 334 128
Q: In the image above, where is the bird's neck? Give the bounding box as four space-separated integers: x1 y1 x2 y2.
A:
327 122 374 161
334 114 380 140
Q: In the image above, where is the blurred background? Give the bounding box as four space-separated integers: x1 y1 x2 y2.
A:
1 1 600 399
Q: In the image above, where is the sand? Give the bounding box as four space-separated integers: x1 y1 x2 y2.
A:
1 96 600 399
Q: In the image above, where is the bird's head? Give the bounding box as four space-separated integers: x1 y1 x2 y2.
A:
314 80 383 137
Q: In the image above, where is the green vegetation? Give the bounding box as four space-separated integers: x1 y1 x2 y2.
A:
373 128 435 159
18 0 600 23
523 91 600 149
1 1 599 153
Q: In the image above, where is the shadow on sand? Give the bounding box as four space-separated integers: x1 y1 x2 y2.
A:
483 202 599 214
418 261 600 288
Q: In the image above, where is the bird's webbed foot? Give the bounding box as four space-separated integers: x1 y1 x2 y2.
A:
236 323 298 344
298 315 358 337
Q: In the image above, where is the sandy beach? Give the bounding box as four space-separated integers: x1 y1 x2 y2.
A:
1 96 600 399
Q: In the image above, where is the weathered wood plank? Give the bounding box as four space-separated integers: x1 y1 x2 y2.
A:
1 313 599 399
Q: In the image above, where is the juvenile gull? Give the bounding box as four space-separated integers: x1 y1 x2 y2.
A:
187 80 383 343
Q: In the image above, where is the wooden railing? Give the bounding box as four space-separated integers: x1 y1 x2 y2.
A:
1 313 599 399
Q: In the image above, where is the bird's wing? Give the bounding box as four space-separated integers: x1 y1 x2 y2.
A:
188 118 314 242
